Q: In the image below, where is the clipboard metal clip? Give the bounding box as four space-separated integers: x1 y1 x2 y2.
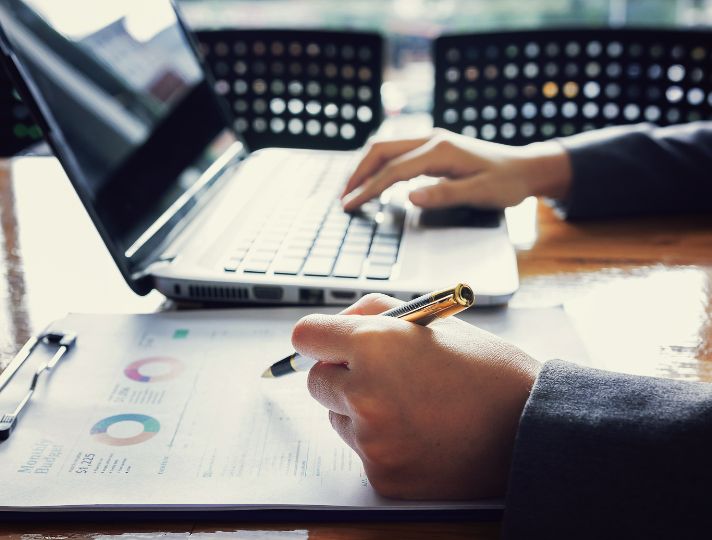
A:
0 330 77 442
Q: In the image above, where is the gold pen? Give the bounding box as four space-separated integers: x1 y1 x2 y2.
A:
261 283 475 378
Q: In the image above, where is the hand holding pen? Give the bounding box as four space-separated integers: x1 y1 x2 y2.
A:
262 283 476 378
288 291 541 500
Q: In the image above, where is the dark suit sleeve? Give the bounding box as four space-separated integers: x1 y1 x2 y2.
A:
503 360 712 539
554 121 712 220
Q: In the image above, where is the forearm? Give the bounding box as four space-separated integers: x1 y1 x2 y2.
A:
504 360 712 538
553 122 712 220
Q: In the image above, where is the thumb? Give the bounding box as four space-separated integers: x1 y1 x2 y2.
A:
410 174 532 209
408 177 487 208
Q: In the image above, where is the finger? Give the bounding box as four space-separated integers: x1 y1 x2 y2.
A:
407 177 482 208
341 139 469 211
291 313 358 363
328 410 358 451
414 172 531 209
308 361 351 415
341 138 430 198
411 174 516 209
338 293 404 316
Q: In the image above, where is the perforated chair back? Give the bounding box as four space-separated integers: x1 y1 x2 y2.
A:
0 69 42 157
433 29 712 145
195 29 383 151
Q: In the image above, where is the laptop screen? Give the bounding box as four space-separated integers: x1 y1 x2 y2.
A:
0 0 239 291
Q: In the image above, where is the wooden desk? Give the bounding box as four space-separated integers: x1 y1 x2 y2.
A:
0 158 710 539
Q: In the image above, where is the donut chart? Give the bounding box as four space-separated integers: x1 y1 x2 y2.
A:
90 414 160 446
124 356 184 383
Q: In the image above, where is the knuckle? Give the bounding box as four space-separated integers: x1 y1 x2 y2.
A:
360 440 392 467
361 292 386 303
432 139 453 154
368 475 406 499
352 319 407 356
379 162 399 181
359 292 396 310
360 441 406 478
347 393 382 423
352 318 386 344
369 140 387 153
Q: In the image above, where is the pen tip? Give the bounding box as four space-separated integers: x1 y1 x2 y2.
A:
261 367 274 378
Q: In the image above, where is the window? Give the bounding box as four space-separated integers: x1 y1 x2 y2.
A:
180 0 712 113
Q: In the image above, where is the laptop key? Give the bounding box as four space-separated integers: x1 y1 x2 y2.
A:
283 247 310 259
243 259 270 273
252 241 282 253
303 256 335 276
319 230 347 242
224 260 240 272
369 244 399 257
288 240 316 252
368 253 397 265
250 249 278 261
313 237 342 249
344 229 373 242
333 255 365 278
359 201 381 214
311 246 340 258
375 214 405 237
350 216 373 227
234 239 253 251
341 242 370 256
273 257 304 275
372 233 400 245
365 262 392 280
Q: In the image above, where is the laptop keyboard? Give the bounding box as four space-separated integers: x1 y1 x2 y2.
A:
223 155 405 280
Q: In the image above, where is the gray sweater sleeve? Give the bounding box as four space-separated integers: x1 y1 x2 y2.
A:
503 360 712 539
555 121 712 220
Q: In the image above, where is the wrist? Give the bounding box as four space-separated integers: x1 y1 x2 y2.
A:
519 141 573 201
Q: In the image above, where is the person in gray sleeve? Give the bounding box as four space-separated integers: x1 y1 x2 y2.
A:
290 122 712 538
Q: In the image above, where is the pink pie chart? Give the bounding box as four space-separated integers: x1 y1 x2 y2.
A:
124 356 184 383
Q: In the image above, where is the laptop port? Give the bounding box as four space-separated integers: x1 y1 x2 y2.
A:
299 288 325 304
253 286 284 301
331 290 356 300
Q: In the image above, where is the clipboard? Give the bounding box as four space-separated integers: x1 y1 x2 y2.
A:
0 307 588 516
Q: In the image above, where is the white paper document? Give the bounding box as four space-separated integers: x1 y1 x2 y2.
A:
0 307 588 513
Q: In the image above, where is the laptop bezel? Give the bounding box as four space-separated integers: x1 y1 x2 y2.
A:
0 0 240 295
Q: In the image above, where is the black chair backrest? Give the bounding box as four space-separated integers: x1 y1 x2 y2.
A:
433 29 712 145
0 68 42 157
195 29 384 151
0 28 383 158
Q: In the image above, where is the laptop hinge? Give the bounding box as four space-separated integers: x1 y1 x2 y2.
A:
127 141 246 279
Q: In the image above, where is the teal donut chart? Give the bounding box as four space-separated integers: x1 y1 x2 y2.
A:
90 414 160 446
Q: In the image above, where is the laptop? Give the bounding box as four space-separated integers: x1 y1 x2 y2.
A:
0 0 518 306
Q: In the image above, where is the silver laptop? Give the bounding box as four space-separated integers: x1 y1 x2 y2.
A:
0 0 518 305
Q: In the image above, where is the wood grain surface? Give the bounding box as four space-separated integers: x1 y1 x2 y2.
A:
0 158 710 539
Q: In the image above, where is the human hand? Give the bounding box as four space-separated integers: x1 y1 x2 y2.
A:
292 294 541 500
341 129 572 211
